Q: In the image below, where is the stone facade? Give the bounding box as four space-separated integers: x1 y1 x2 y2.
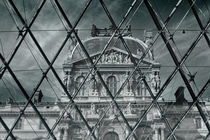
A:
0 28 209 140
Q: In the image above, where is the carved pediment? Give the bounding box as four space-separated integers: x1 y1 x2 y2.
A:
92 49 132 64
72 48 156 67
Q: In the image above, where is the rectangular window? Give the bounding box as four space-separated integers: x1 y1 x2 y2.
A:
195 117 202 129
0 123 2 130
15 118 22 130
39 118 47 130
172 118 180 128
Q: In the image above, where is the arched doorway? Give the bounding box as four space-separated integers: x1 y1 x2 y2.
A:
103 132 119 140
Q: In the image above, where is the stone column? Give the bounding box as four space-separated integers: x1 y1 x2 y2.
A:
161 128 165 140
62 126 69 140
125 127 129 138
153 129 159 140
152 123 165 140
95 128 99 139
67 74 71 92
56 127 62 140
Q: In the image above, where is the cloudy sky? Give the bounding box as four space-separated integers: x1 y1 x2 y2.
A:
0 0 209 102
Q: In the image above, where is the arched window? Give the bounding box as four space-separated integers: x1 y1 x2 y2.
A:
76 76 85 96
126 72 132 93
91 75 98 93
75 111 81 121
73 126 81 134
142 82 146 97
137 77 143 96
127 80 132 93
103 132 119 140
107 76 117 95
195 117 202 129
71 125 84 140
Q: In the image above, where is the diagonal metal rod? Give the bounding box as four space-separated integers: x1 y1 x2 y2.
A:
45 0 141 137
57 32 152 139
6 0 97 139
0 116 16 140
73 0 185 138
164 0 183 28
91 0 143 139
99 0 177 139
188 0 210 48
4 37 70 140
126 16 210 140
6 0 96 139
4 0 61 139
86 30 159 138
204 132 210 140
0 53 57 140
0 0 208 139
1 0 208 139
45 0 94 136
2 0 51 139
53 0 139 139
150 0 196 78
87 41 152 139
166 78 210 139
53 0 144 139
53 0 140 139
1 77 41 138
2 0 207 139
144 0 210 137
0 0 46 80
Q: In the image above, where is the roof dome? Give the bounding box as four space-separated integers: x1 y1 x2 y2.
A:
70 36 153 63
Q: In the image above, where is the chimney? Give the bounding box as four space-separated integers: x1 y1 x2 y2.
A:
174 86 188 105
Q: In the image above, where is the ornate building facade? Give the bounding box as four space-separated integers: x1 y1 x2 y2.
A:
0 26 209 140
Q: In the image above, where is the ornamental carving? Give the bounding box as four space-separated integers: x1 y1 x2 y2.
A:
92 50 132 64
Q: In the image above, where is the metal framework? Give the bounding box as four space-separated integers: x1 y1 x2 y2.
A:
0 0 209 139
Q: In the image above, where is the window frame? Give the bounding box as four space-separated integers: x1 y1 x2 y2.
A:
75 76 85 96
106 75 117 95
195 117 202 129
15 118 23 130
39 118 47 130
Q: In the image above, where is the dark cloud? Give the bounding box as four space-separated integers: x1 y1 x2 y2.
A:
0 0 209 101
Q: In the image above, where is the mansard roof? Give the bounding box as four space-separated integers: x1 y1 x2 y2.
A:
69 36 153 64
